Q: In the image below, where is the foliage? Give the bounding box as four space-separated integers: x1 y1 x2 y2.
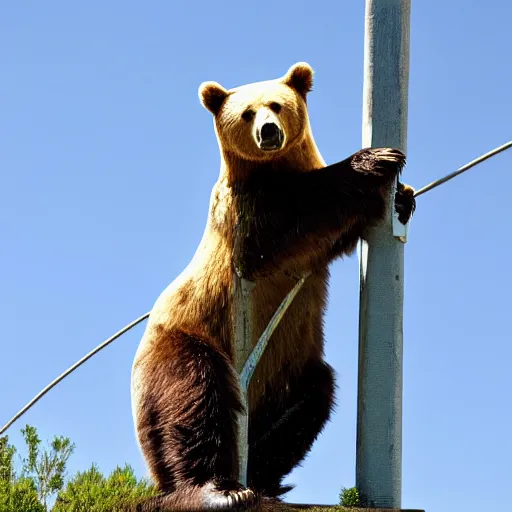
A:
0 426 155 511
53 463 156 512
20 425 75 510
0 432 45 512
339 486 360 507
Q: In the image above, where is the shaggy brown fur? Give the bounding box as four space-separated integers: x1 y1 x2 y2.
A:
128 62 415 511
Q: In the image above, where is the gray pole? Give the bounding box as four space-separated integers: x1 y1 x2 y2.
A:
356 0 411 509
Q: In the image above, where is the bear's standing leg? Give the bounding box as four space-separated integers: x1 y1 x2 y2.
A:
247 358 335 499
132 328 257 510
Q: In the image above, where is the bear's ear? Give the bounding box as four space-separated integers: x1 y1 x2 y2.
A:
199 81 229 115
282 62 314 98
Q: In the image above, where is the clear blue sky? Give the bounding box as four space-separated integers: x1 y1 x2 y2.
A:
1 2 511 511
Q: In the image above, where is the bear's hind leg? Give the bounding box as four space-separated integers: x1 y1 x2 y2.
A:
132 328 257 511
247 358 335 500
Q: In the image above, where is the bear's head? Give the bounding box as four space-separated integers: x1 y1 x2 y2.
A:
199 62 314 162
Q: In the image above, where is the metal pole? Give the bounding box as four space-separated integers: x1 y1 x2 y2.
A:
233 276 256 487
233 273 308 487
356 0 411 508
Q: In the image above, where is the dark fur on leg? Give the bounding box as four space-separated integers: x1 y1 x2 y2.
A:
247 359 335 499
131 328 257 511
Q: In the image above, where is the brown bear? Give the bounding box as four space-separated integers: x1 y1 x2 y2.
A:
129 62 415 511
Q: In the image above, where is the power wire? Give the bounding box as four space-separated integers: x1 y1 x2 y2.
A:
2 140 511 436
414 140 512 197
0 312 150 436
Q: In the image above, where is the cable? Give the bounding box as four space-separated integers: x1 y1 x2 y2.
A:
414 140 512 197
240 273 311 391
2 140 511 436
0 312 150 436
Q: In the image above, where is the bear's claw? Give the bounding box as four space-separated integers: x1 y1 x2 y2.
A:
350 147 406 181
395 182 416 224
202 480 258 510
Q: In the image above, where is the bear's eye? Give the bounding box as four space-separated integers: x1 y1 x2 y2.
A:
269 102 282 113
241 109 255 122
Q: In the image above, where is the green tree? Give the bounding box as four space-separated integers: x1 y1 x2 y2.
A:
339 486 360 507
20 425 75 511
53 463 156 512
0 434 45 512
0 426 157 511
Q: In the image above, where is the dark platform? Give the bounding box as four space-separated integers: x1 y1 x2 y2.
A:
259 503 424 512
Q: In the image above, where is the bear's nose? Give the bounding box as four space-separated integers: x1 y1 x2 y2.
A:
260 122 280 142
258 122 283 149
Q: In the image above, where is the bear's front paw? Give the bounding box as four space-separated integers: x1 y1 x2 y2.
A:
202 479 258 510
350 147 406 182
395 182 416 224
